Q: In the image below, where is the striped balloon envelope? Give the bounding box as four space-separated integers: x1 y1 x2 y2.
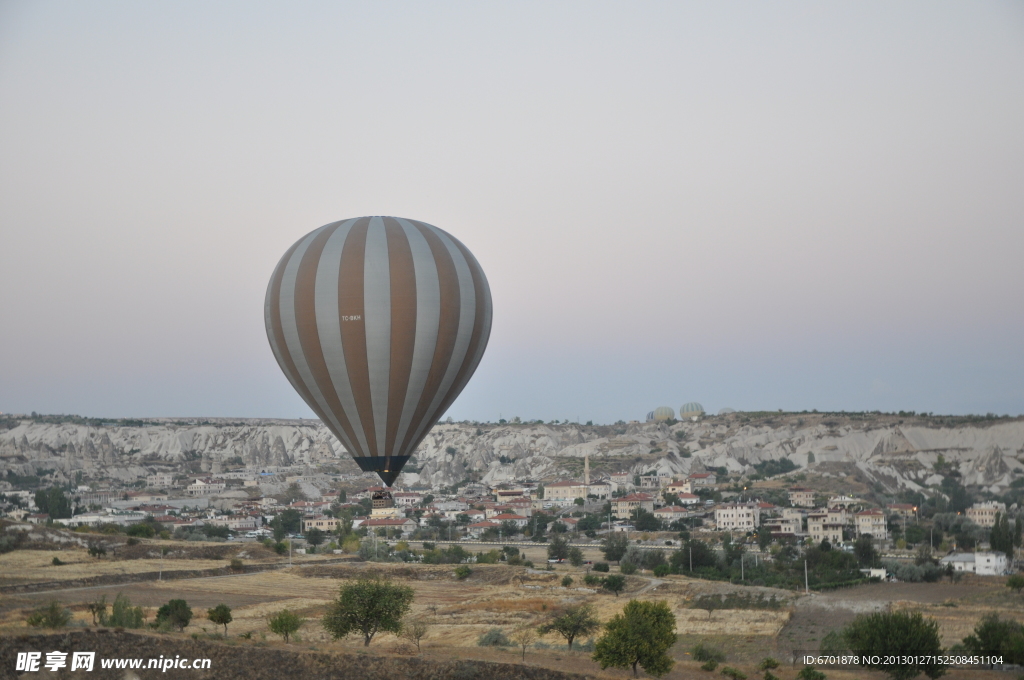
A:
264 216 492 486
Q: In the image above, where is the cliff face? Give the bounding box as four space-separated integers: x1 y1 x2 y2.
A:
2 415 1022 492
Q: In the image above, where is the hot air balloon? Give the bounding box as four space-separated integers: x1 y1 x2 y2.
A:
264 216 492 488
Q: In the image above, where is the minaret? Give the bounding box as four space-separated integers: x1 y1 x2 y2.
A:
584 454 590 486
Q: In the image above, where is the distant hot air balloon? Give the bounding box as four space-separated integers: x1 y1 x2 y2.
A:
265 216 492 487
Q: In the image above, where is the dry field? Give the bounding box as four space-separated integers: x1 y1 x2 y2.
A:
3 546 1022 680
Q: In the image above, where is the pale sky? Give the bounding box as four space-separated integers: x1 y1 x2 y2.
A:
1 2 1022 422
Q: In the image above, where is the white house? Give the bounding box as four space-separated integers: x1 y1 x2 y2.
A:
939 551 1008 576
714 503 761 531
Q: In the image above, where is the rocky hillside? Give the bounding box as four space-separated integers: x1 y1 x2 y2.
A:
2 413 1023 494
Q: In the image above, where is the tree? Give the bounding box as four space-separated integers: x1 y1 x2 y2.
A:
156 599 193 632
401 617 429 652
592 600 676 678
87 542 106 559
844 611 945 679
511 624 537 661
539 604 600 651
602 532 629 564
34 487 73 519
86 595 107 625
603 574 626 596
321 577 415 646
272 508 302 539
26 600 72 629
634 510 661 532
568 546 584 567
207 604 233 636
854 535 877 567
268 608 303 643
1007 574 1024 595
103 593 145 628
962 613 1024 665
304 527 325 548
548 534 570 561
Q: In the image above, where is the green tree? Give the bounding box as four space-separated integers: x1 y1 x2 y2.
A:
633 509 661 532
156 599 193 632
592 600 677 678
126 522 155 538
854 535 877 567
86 595 107 625
207 604 233 636
103 592 145 628
34 487 73 519
1007 574 1024 595
267 608 303 642
962 613 1024 665
602 532 629 563
603 574 626 596
548 534 570 561
321 577 415 646
568 546 584 567
271 509 302 538
844 611 945 679
26 600 72 629
304 527 325 549
538 604 601 651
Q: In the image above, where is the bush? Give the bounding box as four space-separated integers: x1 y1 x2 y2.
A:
583 574 601 586
477 628 511 647
454 565 472 579
51 557 65 566
561 575 573 587
653 564 670 577
758 657 780 670
230 558 243 571
720 667 747 680
701 660 719 671
620 561 637 575
27 600 72 629
593 562 610 572
692 642 726 662
796 667 826 680
102 593 145 628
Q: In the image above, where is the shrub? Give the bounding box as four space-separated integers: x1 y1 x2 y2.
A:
156 599 193 631
653 564 670 577
796 667 826 680
583 574 601 586
477 628 511 647
758 657 780 670
27 600 72 629
593 562 610 572
51 557 65 566
620 561 637 575
701 659 719 671
230 558 243 571
561 575 573 588
103 593 145 628
454 565 472 579
720 667 747 680
692 642 726 662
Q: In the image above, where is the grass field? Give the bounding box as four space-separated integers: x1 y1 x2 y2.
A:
3 543 1023 680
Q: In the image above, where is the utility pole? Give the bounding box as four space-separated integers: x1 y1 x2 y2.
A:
741 554 744 581
289 538 293 567
804 559 809 594
689 544 692 572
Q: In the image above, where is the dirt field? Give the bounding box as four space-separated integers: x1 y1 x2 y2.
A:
3 545 1021 680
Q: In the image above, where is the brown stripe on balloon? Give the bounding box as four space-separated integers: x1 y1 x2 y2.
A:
291 223 362 455
397 221 461 456
267 240 335 429
424 234 492 429
338 217 378 458
382 217 416 469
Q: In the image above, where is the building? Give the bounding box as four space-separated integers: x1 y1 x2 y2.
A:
886 503 916 518
609 472 633 492
855 509 888 540
788 487 816 508
639 473 671 491
688 472 717 487
392 492 424 508
966 501 1006 528
665 480 693 496
653 505 691 523
672 493 701 506
828 495 861 508
611 493 656 520
361 518 417 537
494 489 528 503
146 473 176 488
808 512 844 543
714 502 761 531
762 517 800 536
490 513 529 528
186 479 226 497
301 516 342 533
467 520 500 538
939 551 1008 576
544 480 589 505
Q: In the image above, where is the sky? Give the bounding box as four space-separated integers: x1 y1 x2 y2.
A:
1 1 1023 423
